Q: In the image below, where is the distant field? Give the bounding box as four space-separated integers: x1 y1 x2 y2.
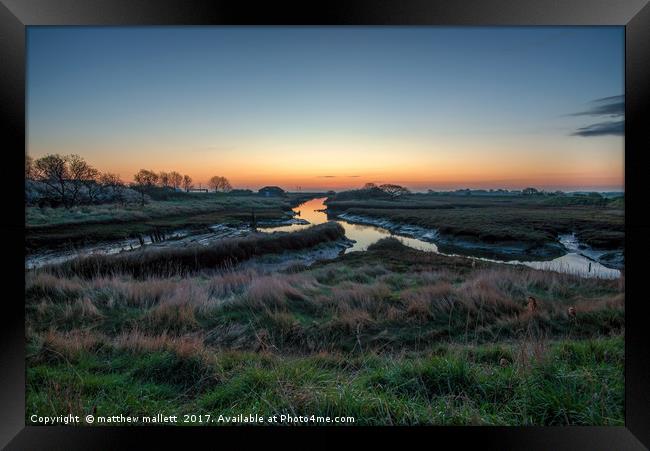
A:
25 193 318 253
26 237 624 425
326 194 624 250
26 195 290 227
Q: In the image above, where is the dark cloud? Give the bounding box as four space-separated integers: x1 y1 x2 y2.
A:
571 120 624 137
318 175 336 178
593 95 624 104
570 95 624 137
571 101 624 117
347 175 360 178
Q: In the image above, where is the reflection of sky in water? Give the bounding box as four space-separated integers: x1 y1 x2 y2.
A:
515 253 619 279
339 221 438 253
262 197 620 279
260 198 438 253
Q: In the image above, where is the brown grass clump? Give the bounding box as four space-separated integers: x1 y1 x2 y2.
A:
458 274 521 316
574 293 624 313
145 303 198 332
400 282 454 318
386 305 405 322
265 312 302 344
245 276 305 310
330 282 392 315
62 297 104 323
405 296 432 322
119 278 178 307
26 271 85 300
330 309 374 334
114 329 210 361
208 269 257 298
38 329 108 362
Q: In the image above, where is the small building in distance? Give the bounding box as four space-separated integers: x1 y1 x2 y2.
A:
258 186 286 197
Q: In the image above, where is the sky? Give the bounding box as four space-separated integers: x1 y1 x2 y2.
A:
27 27 624 192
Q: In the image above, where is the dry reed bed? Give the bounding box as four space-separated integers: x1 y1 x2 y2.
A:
46 221 346 278
26 238 624 353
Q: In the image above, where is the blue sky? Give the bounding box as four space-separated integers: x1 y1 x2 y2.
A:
27 27 624 191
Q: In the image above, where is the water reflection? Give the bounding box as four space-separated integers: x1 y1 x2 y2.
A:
261 197 620 279
260 198 438 253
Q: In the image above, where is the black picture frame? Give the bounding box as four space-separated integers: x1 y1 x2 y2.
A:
2 0 649 448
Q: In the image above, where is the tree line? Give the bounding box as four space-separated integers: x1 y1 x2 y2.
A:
26 153 232 208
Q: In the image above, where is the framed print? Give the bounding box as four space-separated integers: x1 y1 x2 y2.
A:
1 0 649 448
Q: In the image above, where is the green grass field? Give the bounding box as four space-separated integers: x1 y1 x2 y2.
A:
27 336 623 425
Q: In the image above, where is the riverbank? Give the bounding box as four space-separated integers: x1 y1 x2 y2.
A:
27 195 624 279
326 194 624 270
335 212 565 260
25 193 317 254
334 212 623 271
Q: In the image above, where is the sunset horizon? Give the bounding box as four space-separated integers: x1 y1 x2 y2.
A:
27 27 624 193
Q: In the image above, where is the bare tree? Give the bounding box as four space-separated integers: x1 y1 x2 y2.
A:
158 171 170 189
209 176 232 193
32 154 69 206
362 182 377 190
67 154 99 206
133 169 159 206
182 174 193 192
169 171 183 191
379 184 410 198
100 172 126 204
83 171 103 203
221 178 232 192
31 153 100 207
208 176 221 192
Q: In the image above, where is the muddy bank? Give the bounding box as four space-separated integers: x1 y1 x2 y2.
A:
238 238 355 272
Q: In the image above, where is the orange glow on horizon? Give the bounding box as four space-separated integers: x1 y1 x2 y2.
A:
28 135 624 192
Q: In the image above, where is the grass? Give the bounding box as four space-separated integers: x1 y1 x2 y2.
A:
48 222 346 279
27 335 623 425
26 193 311 253
28 238 622 350
326 193 624 250
26 237 624 425
26 194 298 228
